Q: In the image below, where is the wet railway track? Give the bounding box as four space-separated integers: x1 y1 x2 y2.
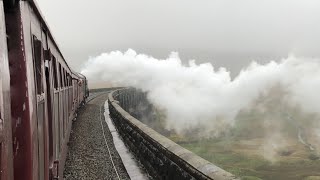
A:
64 92 130 179
99 104 121 180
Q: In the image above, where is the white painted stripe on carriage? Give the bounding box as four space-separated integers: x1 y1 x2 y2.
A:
104 100 148 180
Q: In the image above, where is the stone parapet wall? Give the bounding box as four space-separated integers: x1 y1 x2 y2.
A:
108 89 238 180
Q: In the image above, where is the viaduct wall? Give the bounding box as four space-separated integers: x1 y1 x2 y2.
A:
108 88 238 180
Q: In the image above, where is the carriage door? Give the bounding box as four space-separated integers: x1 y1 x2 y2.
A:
0 5 13 178
0 75 13 180
33 36 46 180
44 49 55 178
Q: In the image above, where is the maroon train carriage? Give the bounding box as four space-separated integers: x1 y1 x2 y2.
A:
1 0 89 179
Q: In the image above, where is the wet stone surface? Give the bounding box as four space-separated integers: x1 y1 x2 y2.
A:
64 93 130 180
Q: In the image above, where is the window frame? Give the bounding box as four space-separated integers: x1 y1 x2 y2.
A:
32 35 44 95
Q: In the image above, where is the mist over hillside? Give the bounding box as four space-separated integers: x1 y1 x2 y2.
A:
82 49 320 178
83 49 320 153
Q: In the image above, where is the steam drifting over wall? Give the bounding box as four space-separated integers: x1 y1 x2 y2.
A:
82 49 320 160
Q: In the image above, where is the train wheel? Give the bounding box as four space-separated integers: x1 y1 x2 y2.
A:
4 0 16 8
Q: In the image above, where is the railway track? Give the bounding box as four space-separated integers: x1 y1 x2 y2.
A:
99 104 121 180
64 92 130 179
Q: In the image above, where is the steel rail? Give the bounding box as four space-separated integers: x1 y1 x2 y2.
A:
99 102 121 180
82 89 123 180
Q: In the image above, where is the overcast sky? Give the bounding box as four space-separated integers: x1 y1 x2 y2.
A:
37 0 320 75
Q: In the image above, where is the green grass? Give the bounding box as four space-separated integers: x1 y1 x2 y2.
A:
178 139 320 180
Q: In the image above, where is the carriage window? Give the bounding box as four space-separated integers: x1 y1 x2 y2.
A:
64 71 67 87
59 63 63 88
61 68 65 87
33 36 44 95
65 71 68 87
67 73 71 86
63 70 66 87
67 72 69 87
70 75 72 86
52 56 58 89
63 69 66 87
66 73 69 86
67 73 70 86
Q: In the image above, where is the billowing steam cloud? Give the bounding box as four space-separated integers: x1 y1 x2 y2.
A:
81 49 320 160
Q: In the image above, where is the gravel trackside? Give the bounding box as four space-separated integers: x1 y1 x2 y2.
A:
64 93 130 180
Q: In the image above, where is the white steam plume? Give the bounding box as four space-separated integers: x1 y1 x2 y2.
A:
81 49 320 135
